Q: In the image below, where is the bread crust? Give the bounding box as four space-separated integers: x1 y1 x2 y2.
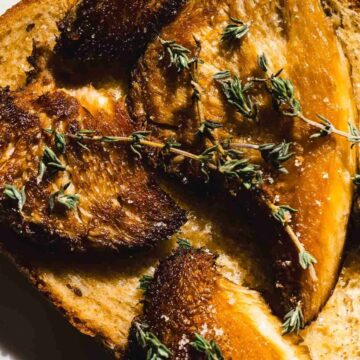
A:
55 0 188 61
0 0 359 359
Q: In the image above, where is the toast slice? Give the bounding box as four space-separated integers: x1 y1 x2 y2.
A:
127 246 309 359
0 0 359 359
0 72 185 252
128 0 358 323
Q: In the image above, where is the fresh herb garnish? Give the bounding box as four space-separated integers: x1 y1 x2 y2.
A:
37 146 66 184
139 275 154 292
190 333 224 360
198 120 223 137
160 39 191 73
49 183 79 212
221 17 250 43
213 71 231 80
135 322 171 360
353 174 360 186
255 53 360 144
259 141 294 174
177 237 192 249
219 158 262 190
3 185 26 212
270 203 317 277
218 76 258 120
282 304 305 335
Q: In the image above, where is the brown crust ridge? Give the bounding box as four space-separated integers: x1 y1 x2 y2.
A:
55 0 188 62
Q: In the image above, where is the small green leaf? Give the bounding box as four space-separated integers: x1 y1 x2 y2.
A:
213 71 231 80
49 183 79 212
258 53 269 73
272 205 297 226
190 333 224 360
353 174 360 186
160 39 191 73
221 17 250 43
299 250 317 270
3 185 26 212
139 275 154 292
38 146 66 184
219 76 258 120
282 305 304 335
135 322 171 359
177 237 192 250
259 141 294 173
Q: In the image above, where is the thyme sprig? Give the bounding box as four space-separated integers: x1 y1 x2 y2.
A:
45 129 66 154
3 185 26 212
258 142 294 174
159 39 191 73
135 322 171 360
139 275 154 292
221 17 250 43
177 237 192 249
270 203 317 280
46 129 263 189
190 333 224 360
232 141 294 173
282 304 305 335
190 36 205 124
218 76 258 120
37 146 66 184
254 53 360 144
49 182 79 212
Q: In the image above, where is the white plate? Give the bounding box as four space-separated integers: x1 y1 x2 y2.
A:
0 2 110 359
0 0 19 16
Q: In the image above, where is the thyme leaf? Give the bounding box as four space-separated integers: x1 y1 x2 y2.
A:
198 120 223 137
130 131 152 158
221 17 250 43
177 237 192 249
271 204 297 226
160 39 191 73
135 322 171 360
219 76 258 120
45 129 67 154
37 147 66 184
139 275 154 292
353 174 360 186
299 250 317 270
3 185 26 212
190 333 224 360
213 71 231 80
258 53 269 73
259 141 294 174
282 304 304 334
49 182 79 212
219 158 262 190
348 122 360 147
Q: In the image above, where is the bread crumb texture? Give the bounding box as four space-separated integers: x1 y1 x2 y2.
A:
0 0 76 89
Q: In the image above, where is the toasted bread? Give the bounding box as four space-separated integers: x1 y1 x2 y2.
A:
128 0 357 323
127 247 309 359
0 71 185 252
0 0 359 359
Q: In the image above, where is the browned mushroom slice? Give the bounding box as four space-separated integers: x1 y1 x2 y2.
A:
128 0 357 323
55 0 188 62
0 75 186 252
127 247 309 359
